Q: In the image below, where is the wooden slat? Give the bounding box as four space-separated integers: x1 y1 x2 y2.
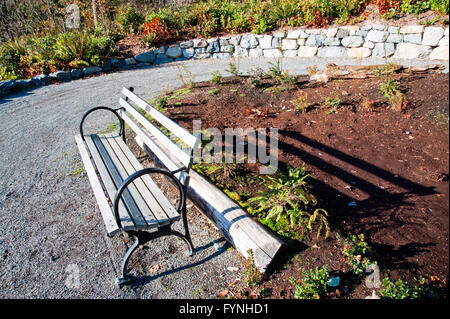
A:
84 135 135 231
110 134 180 222
120 111 189 185
100 134 160 229
104 133 176 225
119 97 192 168
90 134 148 230
121 87 198 148
75 135 120 236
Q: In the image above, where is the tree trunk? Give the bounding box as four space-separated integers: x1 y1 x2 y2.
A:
92 0 98 28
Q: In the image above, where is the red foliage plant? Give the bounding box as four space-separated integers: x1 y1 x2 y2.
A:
142 17 173 42
369 0 401 14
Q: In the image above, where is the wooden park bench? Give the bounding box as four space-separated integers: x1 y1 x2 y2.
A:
75 87 200 286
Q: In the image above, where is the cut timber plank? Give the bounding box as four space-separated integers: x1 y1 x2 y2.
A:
84 135 135 231
119 98 192 168
75 135 120 236
120 111 189 185
121 87 198 148
104 133 178 225
135 135 285 273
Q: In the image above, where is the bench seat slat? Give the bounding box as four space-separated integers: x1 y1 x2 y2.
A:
110 134 181 222
121 87 198 148
91 134 149 230
75 135 120 236
84 135 138 231
100 134 162 229
103 134 178 226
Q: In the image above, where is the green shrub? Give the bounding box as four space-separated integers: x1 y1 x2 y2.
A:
54 31 114 66
378 276 448 299
430 0 449 14
248 165 329 240
290 266 329 299
336 233 376 276
116 5 145 34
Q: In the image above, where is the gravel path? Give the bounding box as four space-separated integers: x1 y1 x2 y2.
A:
0 56 447 298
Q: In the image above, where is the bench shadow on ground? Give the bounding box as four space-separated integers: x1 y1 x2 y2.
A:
129 237 232 287
273 129 438 273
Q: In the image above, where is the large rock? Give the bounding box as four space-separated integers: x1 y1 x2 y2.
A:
0 80 16 95
240 34 258 49
324 38 340 46
317 46 347 58
326 28 338 38
422 27 444 46
281 39 298 50
400 25 424 34
271 36 282 48
305 35 325 47
393 43 431 59
429 46 449 60
166 46 183 58
82 66 102 76
135 51 156 63
298 46 318 57
347 47 371 58
404 33 422 44
49 70 71 82
371 43 395 57
32 74 51 86
286 29 307 39
182 48 195 59
258 35 273 49
386 33 403 43
341 36 364 47
180 40 193 48
438 36 449 46
366 30 388 42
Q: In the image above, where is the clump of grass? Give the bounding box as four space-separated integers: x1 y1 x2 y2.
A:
169 87 191 100
243 249 263 288
208 88 220 95
361 94 375 112
177 64 195 88
323 94 340 114
290 265 329 299
210 70 223 84
375 64 407 112
293 90 310 114
248 165 329 241
225 58 241 76
336 233 376 276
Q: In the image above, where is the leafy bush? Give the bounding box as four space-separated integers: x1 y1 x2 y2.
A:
290 266 330 299
0 30 114 80
430 0 449 14
116 5 145 34
336 233 376 276
248 165 330 240
379 276 447 299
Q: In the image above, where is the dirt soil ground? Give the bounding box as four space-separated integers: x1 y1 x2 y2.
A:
160 71 449 299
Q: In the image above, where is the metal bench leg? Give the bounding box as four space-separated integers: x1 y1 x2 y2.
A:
179 199 195 256
116 235 140 287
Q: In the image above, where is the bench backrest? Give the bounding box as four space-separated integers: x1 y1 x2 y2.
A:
118 87 200 186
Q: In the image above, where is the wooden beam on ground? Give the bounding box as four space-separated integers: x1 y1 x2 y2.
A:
135 135 286 274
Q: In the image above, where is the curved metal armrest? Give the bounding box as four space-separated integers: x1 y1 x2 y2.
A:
113 167 186 227
79 106 125 141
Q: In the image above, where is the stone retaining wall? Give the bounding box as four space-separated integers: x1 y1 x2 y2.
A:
1 24 448 96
